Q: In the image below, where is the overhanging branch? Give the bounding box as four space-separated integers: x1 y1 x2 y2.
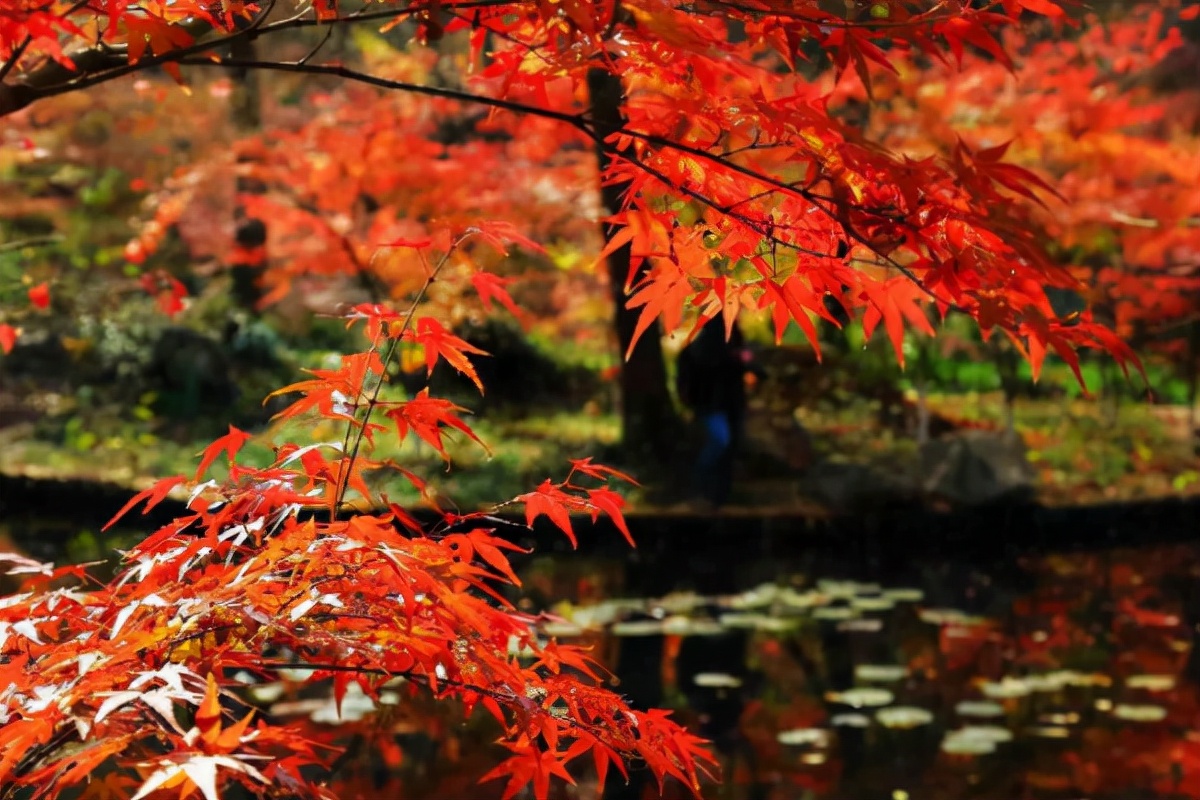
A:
0 0 511 117
1 15 1027 320
178 55 590 129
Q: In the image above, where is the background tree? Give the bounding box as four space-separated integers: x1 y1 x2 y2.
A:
1 1 1144 449
832 2 1200 405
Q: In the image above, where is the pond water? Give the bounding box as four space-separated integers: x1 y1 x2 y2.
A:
517 538 1200 800
7 511 1200 800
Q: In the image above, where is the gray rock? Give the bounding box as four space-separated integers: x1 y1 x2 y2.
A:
920 430 1034 506
800 460 911 511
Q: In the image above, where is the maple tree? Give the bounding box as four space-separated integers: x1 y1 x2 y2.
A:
0 0 1184 798
1 0 1152 437
0 233 717 799
830 1 1200 383
127 70 604 332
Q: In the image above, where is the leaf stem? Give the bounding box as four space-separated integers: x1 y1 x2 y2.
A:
330 240 464 521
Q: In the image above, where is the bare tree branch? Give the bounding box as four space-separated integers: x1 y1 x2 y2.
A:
0 0 510 117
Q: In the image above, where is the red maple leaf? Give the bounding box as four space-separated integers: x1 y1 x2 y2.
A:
404 317 489 394
27 282 50 309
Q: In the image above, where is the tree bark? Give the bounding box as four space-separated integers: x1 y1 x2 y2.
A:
586 66 678 460
228 35 267 312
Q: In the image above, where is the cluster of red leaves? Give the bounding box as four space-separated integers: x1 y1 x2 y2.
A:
0 243 716 798
0 0 255 71
133 74 599 317
598 11 1139 381
77 0 1142 383
839 2 1200 358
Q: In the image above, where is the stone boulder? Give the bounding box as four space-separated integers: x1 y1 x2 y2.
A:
919 429 1035 507
799 460 913 512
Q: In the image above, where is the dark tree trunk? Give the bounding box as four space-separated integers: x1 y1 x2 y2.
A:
586 66 679 460
229 35 267 313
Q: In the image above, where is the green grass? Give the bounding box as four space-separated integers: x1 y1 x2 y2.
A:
4 368 1198 512
793 390 1200 506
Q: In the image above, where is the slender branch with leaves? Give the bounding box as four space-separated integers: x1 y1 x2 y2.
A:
0 224 710 800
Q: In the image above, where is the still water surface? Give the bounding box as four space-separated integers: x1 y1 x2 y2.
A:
11 518 1200 799
518 539 1200 800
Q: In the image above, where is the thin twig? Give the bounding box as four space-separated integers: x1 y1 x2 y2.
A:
297 26 334 66
0 0 511 114
330 239 467 520
0 35 33 83
0 235 65 252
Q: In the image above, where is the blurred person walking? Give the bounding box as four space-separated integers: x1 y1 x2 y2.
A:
675 315 762 508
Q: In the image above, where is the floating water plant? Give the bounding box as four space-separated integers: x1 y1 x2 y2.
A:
611 620 665 637
839 618 884 633
694 672 744 689
826 687 895 708
955 700 1005 718
941 734 997 756
541 621 584 638
979 677 1032 700
831 713 872 728
817 579 880 598
883 588 926 603
812 606 859 621
1126 674 1176 692
954 725 1014 744
777 728 831 747
851 596 896 612
1111 703 1168 722
1025 725 1072 739
855 664 909 682
877 706 934 729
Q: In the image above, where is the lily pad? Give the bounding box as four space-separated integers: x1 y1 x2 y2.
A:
694 672 743 689
955 700 1005 718
1126 674 1175 692
851 596 896 612
831 712 872 728
1111 703 1167 722
1025 725 1072 739
855 664 908 682
611 620 664 637
877 706 934 729
812 606 859 621
882 587 925 603
955 725 1013 743
541 622 584 638
826 687 894 708
941 734 997 756
777 728 831 747
979 677 1031 699
839 618 884 633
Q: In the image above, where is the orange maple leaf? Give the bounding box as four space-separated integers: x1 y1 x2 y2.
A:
568 457 638 486
471 272 527 325
103 475 188 531
516 481 579 547
385 389 489 461
195 425 253 481
861 277 936 368
124 15 195 63
404 317 489 394
586 487 634 547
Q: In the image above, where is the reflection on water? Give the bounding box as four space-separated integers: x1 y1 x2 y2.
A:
520 542 1200 800
10 520 1200 799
